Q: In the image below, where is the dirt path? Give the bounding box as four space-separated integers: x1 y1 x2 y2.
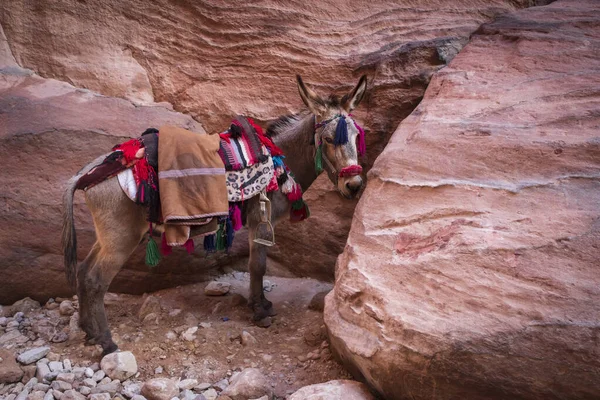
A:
52 273 350 398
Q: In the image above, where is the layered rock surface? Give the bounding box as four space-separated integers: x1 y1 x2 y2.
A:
0 1 532 294
0 54 207 303
325 0 600 398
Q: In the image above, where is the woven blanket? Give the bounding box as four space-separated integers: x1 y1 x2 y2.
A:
218 116 269 171
158 125 229 245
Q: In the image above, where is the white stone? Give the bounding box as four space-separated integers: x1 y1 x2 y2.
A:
92 370 105 382
89 394 111 400
177 379 198 391
58 302 75 317
100 351 138 381
140 378 178 400
201 388 218 400
204 282 231 296
82 378 97 388
78 386 91 396
48 361 63 373
16 347 50 365
221 369 271 400
180 327 198 342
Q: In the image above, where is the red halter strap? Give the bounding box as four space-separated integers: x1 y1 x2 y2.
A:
339 165 363 178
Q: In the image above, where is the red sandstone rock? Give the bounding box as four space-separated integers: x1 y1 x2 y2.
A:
0 1 532 302
0 1 530 290
325 1 600 398
0 65 204 304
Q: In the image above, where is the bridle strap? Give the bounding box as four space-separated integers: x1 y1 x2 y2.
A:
313 114 364 180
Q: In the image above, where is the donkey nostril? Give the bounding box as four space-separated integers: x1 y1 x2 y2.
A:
346 181 361 193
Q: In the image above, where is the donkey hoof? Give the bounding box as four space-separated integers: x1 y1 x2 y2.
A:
101 342 119 357
255 316 272 328
266 307 277 317
84 336 97 346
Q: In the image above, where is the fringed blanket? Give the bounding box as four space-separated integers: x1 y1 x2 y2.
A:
158 125 229 246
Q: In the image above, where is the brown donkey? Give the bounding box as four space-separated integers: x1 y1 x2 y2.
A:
62 75 368 355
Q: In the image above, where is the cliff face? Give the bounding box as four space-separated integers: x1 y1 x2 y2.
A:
324 0 600 398
0 0 530 301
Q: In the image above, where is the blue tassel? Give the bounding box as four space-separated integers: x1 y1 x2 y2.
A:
204 234 216 253
334 116 348 145
225 218 234 250
272 155 285 168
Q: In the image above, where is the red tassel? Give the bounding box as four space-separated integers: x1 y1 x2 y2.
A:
339 165 363 178
184 238 195 255
160 233 172 256
231 204 243 231
266 174 279 192
248 118 285 156
286 184 303 202
113 139 142 164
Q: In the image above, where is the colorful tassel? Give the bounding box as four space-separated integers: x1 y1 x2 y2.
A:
287 184 303 202
266 174 279 192
334 116 348 146
230 204 243 231
145 236 161 267
160 233 172 256
225 218 234 250
272 156 285 169
315 143 323 174
184 238 195 255
353 119 366 157
216 222 226 251
204 234 216 253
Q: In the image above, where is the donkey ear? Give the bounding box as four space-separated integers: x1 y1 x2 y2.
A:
342 75 368 112
297 75 327 115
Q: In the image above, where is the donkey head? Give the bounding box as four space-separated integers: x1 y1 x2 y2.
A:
297 75 368 199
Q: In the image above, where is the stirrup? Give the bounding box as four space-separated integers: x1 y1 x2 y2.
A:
253 192 275 246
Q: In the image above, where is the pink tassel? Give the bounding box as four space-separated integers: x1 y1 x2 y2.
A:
184 238 195 255
353 120 366 157
231 204 243 231
160 233 172 256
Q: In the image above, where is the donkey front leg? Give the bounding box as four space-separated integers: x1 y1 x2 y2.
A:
247 218 276 327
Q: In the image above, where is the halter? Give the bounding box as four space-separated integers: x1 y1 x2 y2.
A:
313 114 365 181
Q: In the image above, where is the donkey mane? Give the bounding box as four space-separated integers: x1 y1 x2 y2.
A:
266 113 306 138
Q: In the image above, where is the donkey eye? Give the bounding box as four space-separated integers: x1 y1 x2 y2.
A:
324 137 334 144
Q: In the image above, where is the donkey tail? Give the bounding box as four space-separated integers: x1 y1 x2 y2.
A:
62 174 80 289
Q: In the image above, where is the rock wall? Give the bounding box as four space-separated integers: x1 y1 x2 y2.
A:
0 1 533 301
325 0 600 398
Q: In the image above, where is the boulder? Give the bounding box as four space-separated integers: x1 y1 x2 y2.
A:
221 368 271 400
100 351 138 381
0 349 24 384
289 380 374 400
0 0 533 302
4 298 41 316
325 1 600 399
140 378 178 400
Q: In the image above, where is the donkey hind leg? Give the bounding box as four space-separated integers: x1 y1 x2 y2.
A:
77 243 101 344
78 177 147 355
